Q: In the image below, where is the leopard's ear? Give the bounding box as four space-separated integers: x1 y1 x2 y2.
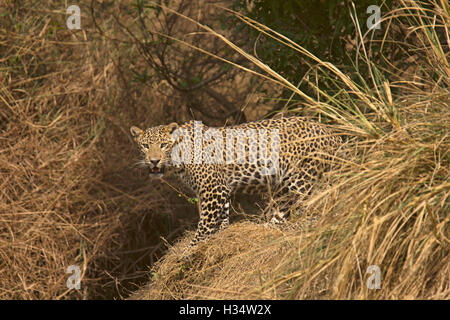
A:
166 122 178 134
130 126 144 138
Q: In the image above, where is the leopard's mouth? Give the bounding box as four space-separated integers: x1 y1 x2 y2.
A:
148 166 165 177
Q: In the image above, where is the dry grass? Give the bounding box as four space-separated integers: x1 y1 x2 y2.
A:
0 0 448 300
0 0 199 299
131 0 449 300
129 221 307 300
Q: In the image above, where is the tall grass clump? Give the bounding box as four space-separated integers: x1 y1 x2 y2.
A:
134 0 448 299
0 0 197 299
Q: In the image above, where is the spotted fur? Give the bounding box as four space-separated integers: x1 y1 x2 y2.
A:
130 117 342 246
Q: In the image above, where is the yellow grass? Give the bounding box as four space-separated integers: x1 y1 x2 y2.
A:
1 0 448 299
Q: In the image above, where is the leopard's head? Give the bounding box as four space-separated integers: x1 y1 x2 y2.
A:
130 123 178 178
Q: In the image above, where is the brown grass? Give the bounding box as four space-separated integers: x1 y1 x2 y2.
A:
131 222 300 299
130 0 449 300
0 0 200 299
1 0 448 300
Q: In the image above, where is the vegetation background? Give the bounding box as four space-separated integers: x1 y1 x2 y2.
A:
0 0 448 299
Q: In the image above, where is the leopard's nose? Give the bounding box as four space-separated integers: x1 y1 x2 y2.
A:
149 159 160 167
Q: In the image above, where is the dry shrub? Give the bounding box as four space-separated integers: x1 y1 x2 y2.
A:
0 0 198 299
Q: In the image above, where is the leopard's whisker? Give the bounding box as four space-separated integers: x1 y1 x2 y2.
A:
132 159 148 168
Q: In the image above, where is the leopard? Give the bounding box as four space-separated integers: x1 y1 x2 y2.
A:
130 116 343 248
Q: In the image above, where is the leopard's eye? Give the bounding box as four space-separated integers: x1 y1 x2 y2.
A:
142 144 149 149
161 143 168 148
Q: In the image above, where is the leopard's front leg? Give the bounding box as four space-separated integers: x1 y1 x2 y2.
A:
189 182 231 247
